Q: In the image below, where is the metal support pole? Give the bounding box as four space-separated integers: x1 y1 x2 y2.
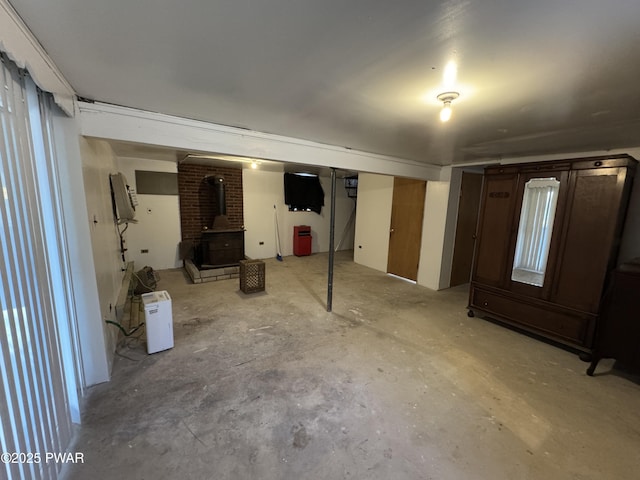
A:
327 168 337 312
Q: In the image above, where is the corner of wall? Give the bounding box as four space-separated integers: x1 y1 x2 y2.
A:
79 136 127 381
438 169 464 289
417 180 453 290
52 119 111 386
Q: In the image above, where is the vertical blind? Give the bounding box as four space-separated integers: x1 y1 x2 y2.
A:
0 53 76 480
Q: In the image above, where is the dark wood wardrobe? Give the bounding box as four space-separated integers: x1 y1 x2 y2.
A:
467 154 637 355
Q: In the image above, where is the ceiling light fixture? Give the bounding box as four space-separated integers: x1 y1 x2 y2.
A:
437 91 460 122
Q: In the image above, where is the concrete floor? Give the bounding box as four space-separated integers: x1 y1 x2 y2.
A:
63 251 640 480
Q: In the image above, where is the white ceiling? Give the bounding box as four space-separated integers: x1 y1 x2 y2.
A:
9 0 640 166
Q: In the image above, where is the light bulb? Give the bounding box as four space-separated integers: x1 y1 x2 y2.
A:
440 102 452 122
251 161 258 169
436 92 459 122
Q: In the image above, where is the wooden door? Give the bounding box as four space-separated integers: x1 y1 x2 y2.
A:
552 167 631 313
471 169 519 288
507 169 569 301
387 177 426 281
450 172 483 286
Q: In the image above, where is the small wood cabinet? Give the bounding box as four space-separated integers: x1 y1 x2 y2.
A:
587 258 640 375
468 155 637 354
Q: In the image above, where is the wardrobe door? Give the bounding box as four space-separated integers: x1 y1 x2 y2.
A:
552 166 630 313
507 169 569 300
472 169 518 288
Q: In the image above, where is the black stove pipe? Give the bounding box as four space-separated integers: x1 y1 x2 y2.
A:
204 174 226 216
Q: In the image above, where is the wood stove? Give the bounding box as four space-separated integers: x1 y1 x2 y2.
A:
201 229 244 268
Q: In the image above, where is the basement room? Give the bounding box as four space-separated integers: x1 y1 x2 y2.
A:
2 1 640 479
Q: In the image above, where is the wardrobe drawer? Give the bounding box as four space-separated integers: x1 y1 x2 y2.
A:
471 287 590 345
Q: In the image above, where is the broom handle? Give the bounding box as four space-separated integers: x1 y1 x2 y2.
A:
274 205 282 255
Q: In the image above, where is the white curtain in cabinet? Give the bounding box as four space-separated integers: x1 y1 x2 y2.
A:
512 178 560 287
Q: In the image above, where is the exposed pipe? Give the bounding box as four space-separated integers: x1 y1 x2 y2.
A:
327 168 336 312
204 175 227 216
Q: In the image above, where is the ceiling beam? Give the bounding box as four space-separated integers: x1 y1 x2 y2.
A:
79 102 442 181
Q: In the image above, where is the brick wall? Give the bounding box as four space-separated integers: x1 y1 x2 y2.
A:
178 163 244 242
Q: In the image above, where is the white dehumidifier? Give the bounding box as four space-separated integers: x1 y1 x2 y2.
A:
142 290 174 354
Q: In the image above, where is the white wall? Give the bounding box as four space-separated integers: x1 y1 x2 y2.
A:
352 172 454 290
243 170 283 259
417 181 452 290
353 173 394 272
243 169 355 259
51 112 109 388
79 137 126 375
83 161 357 270
352 172 461 291
437 168 463 289
117 158 182 269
